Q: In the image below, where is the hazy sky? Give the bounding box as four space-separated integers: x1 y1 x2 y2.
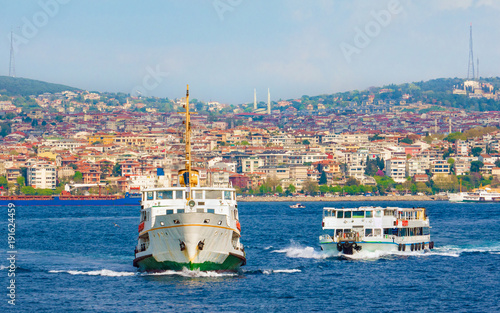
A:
1 0 499 104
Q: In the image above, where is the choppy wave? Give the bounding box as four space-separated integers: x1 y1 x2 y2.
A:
49 269 136 277
272 242 327 259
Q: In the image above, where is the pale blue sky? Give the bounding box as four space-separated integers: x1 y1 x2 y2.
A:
1 0 499 103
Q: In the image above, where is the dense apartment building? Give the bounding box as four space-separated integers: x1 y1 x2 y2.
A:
385 158 407 183
27 163 57 189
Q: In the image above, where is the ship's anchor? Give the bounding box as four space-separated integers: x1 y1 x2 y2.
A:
198 240 205 250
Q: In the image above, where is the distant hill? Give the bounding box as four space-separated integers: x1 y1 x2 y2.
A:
0 76 79 96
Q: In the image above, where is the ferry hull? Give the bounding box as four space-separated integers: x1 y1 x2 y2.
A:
134 253 245 272
320 240 433 256
134 212 245 272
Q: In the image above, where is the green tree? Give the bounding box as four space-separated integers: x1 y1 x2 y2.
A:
319 184 329 194
112 163 121 177
16 176 25 187
74 171 83 182
302 179 319 195
470 161 483 173
0 176 7 190
287 184 296 193
471 147 483 157
302 139 310 145
319 171 327 185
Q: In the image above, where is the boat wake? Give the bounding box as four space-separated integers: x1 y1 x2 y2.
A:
144 268 238 278
425 244 500 257
49 269 136 277
272 242 327 259
338 243 500 260
243 269 301 275
49 268 239 278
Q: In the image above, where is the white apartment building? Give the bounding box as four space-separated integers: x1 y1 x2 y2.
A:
28 163 57 189
385 158 407 183
406 157 428 177
455 140 469 156
347 165 366 180
430 160 451 175
454 159 470 176
241 157 264 173
288 152 328 165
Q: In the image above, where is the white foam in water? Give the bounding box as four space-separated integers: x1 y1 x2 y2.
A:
145 268 237 278
49 269 136 277
272 243 327 259
0 265 8 270
260 269 301 275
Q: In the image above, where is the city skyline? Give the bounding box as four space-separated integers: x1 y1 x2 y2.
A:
1 0 500 104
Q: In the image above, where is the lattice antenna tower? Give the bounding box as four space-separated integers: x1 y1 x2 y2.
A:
467 23 474 80
9 29 16 77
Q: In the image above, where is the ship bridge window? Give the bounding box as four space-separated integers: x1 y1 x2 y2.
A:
194 190 203 199
206 190 222 199
175 191 183 200
374 229 382 236
353 211 364 218
177 209 185 214
375 210 382 217
365 211 373 218
224 191 232 200
336 229 342 236
147 192 154 200
337 211 343 218
166 209 173 215
423 227 430 235
157 190 173 200
365 229 373 237
345 211 352 218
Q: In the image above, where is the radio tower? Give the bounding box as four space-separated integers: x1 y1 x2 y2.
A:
9 29 16 77
467 23 474 80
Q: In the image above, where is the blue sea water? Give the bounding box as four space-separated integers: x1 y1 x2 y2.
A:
1 201 499 312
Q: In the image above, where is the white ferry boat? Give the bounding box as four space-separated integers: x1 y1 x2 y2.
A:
448 188 500 202
133 86 246 272
319 206 434 256
290 203 305 209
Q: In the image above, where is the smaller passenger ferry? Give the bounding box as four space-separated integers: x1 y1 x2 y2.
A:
319 206 434 256
289 203 305 209
448 188 500 202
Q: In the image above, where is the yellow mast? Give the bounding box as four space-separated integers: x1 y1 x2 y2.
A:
178 85 198 193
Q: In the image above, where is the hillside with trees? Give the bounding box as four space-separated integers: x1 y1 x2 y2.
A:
0 76 79 96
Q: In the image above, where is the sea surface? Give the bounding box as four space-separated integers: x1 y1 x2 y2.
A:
1 201 499 312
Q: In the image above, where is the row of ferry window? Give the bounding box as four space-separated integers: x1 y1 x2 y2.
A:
141 208 217 221
331 227 430 237
324 210 382 218
144 190 234 201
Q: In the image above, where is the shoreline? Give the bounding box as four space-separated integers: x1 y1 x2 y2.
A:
237 195 448 202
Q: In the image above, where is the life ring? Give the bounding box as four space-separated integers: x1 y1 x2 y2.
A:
236 221 241 232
